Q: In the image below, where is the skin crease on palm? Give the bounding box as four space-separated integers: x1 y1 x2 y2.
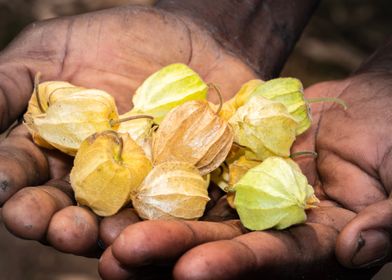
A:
0 3 392 280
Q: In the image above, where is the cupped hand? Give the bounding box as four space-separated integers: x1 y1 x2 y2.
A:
0 5 256 256
98 43 392 279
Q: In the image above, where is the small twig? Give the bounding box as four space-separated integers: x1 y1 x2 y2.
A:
208 83 223 115
110 114 154 127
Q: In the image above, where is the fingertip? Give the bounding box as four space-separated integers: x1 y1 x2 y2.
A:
336 200 392 268
2 186 70 240
100 208 141 247
47 205 99 255
99 247 134 280
111 221 155 267
174 241 245 280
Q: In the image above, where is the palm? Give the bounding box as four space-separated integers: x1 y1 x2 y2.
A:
0 6 256 201
98 73 392 280
2 6 256 116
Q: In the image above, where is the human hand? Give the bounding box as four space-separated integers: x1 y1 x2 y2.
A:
97 39 392 279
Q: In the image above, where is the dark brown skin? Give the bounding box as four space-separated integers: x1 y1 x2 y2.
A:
2 184 72 240
1 1 391 279
98 46 392 279
99 209 141 247
47 206 100 256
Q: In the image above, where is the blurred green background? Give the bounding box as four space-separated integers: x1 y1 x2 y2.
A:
0 0 391 279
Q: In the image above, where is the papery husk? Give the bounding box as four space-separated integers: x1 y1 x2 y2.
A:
234 157 319 231
33 89 119 156
249 78 310 135
132 161 210 220
229 96 298 161
117 111 154 159
70 131 152 217
219 79 264 121
210 163 230 192
152 100 234 175
228 156 260 187
131 63 208 124
24 81 80 149
225 156 259 208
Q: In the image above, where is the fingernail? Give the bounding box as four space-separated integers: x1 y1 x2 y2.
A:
351 230 390 268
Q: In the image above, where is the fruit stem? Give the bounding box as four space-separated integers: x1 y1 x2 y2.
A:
208 83 223 115
34 72 45 113
110 115 154 127
290 151 318 159
102 130 124 159
305 97 347 110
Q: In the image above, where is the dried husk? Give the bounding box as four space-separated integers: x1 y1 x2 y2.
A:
33 89 119 156
225 156 260 208
219 79 264 121
234 157 319 231
152 100 234 175
228 156 260 187
210 163 230 192
249 78 310 135
117 111 154 159
132 161 210 220
131 63 208 123
70 131 152 217
24 81 81 148
229 96 298 161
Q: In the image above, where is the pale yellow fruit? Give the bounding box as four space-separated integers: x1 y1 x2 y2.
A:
70 131 152 217
229 96 298 161
33 89 119 155
24 80 79 149
234 157 319 230
219 79 264 121
131 63 208 123
132 161 210 220
117 111 154 159
153 100 233 175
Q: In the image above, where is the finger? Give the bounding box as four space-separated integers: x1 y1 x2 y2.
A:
47 205 100 257
0 133 49 205
174 223 378 280
99 247 172 280
336 199 392 269
99 247 133 280
100 208 141 247
110 220 245 267
2 179 72 241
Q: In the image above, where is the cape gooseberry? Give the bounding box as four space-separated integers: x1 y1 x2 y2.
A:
249 77 347 135
70 131 152 217
24 74 121 156
132 161 210 220
234 157 319 231
219 79 264 121
229 95 298 161
131 63 208 123
117 111 155 159
23 74 82 149
152 99 234 175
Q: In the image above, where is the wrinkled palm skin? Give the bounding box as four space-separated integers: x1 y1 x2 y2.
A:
0 4 391 280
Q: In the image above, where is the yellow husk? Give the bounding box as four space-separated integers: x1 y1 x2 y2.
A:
70 131 152 217
152 100 233 175
132 161 210 220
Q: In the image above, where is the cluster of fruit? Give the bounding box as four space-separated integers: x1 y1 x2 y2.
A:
23 63 345 230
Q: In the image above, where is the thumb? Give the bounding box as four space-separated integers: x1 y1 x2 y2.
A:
336 199 392 268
